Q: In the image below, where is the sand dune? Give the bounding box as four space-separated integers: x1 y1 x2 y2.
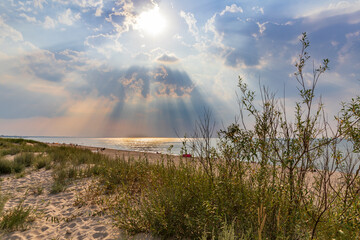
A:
0 146 160 240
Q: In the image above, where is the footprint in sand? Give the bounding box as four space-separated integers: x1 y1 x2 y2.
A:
68 222 77 228
93 232 108 238
41 226 49 232
94 226 106 231
92 226 109 239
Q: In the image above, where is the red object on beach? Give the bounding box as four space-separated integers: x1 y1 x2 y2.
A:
182 154 192 158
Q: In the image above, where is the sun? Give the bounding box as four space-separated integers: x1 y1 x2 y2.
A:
135 6 167 36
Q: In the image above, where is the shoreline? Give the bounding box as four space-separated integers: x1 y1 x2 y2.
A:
48 142 186 164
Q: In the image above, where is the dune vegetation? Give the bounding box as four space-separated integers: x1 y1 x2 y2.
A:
0 33 359 239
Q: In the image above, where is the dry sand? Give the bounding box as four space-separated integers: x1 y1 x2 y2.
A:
0 145 163 240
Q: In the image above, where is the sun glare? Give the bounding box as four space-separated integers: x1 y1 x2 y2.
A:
136 6 167 36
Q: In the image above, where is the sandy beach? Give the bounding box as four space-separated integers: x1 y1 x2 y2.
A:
0 144 163 240
0 141 352 239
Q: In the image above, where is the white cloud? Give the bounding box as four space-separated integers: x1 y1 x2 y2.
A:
299 1 360 20
95 7 103 16
205 4 243 42
34 0 47 9
85 34 123 56
331 41 339 47
220 4 243 16
58 9 81 26
204 13 226 46
252 6 264 15
70 0 104 16
0 17 38 58
20 13 37 23
329 1 352 10
73 0 103 8
257 21 268 35
105 0 138 36
0 17 23 42
180 11 199 37
43 16 56 29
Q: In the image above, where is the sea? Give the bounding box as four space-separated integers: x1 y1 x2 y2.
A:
18 137 191 155
2 136 358 168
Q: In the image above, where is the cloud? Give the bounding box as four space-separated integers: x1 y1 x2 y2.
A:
21 50 66 83
73 0 103 8
82 65 197 106
19 13 37 23
95 7 103 17
75 64 210 136
134 52 151 61
0 17 23 43
223 47 261 68
299 1 360 19
337 30 360 73
252 6 264 15
0 17 37 56
156 54 179 63
104 0 158 37
203 6 262 68
257 21 269 35
43 16 56 29
204 4 245 46
152 66 194 97
220 4 243 16
180 11 199 37
34 0 47 9
58 8 81 26
85 34 123 55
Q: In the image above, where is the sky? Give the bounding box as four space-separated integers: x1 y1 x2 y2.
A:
0 0 359 137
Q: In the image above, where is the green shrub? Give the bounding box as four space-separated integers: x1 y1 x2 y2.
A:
14 153 35 167
0 204 32 231
50 181 66 194
0 159 14 174
1 148 21 156
0 158 25 174
0 191 7 214
34 156 51 169
12 162 25 173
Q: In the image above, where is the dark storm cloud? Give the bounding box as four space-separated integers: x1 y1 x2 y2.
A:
84 65 194 99
124 66 151 98
80 65 210 124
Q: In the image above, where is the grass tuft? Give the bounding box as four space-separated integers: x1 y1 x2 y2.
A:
0 204 32 231
0 158 14 174
14 153 35 167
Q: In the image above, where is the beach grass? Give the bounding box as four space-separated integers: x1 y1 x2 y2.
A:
0 204 33 231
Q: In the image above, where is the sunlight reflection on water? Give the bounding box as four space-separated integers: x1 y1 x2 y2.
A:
24 137 185 154
97 138 183 153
